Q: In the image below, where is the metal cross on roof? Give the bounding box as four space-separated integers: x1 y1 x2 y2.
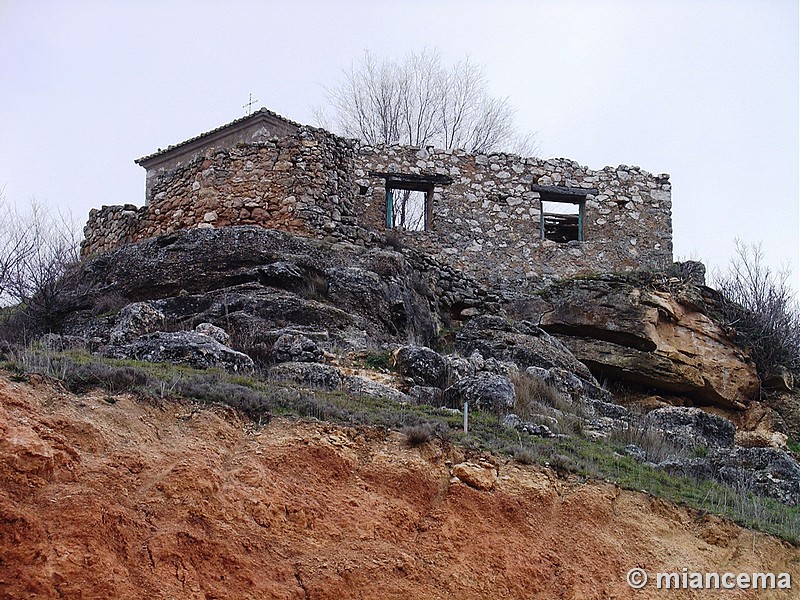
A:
242 93 259 115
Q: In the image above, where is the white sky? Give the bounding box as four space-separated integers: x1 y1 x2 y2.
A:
1 1 797 290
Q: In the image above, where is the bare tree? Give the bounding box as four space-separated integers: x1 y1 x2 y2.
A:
0 195 80 323
713 240 800 377
317 50 538 155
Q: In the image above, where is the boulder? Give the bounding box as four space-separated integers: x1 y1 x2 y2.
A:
408 385 443 406
343 376 409 403
659 447 800 506
735 430 788 450
451 461 498 490
540 278 759 409
525 366 613 405
108 302 165 345
643 406 735 450
267 362 343 391
392 345 448 387
444 373 515 413
106 331 254 372
272 333 324 363
194 322 230 345
502 414 555 438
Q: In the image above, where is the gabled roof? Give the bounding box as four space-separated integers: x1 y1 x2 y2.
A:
135 107 302 165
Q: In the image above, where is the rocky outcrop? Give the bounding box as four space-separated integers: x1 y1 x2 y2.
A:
105 331 254 372
540 278 760 409
456 316 598 385
272 333 324 363
108 302 165 345
343 376 410 403
643 406 735 450
194 322 230 345
59 226 441 347
267 362 343 391
660 447 800 506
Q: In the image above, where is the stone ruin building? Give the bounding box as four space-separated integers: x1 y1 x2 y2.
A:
81 107 673 288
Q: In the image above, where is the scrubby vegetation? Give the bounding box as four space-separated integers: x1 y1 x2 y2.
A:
713 240 800 380
3 345 799 544
0 196 80 341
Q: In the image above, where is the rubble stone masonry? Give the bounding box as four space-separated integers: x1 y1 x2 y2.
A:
82 124 672 289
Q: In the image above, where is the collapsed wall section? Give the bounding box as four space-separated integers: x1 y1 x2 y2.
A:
81 127 356 256
353 145 673 285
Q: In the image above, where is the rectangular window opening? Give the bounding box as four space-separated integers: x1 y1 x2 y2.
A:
387 185 430 231
541 200 583 242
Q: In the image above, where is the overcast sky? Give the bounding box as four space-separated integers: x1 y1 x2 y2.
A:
1 1 797 290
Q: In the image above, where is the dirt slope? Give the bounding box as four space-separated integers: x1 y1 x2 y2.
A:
1 372 798 599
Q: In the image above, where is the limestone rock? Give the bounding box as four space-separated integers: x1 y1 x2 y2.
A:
451 461 498 490
525 365 613 405
343 376 409 403
643 406 735 450
194 322 230 345
659 447 800 506
109 302 165 346
455 315 597 384
735 430 789 450
272 333 324 363
502 413 555 438
392 345 448 387
444 373 515 413
106 331 254 372
541 278 759 409
408 385 443 406
63 227 440 347
267 362 343 390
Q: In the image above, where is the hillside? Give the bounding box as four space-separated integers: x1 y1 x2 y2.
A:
2 371 798 599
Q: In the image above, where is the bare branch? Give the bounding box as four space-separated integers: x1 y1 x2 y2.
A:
0 197 80 317
319 50 537 155
713 240 800 376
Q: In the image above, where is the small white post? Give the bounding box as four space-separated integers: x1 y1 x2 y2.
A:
463 400 469 434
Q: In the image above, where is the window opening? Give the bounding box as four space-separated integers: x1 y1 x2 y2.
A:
540 200 583 242
387 186 429 231
369 171 453 232
532 183 595 243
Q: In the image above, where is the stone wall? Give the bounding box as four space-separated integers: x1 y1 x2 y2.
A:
352 145 673 286
82 127 673 292
82 127 356 256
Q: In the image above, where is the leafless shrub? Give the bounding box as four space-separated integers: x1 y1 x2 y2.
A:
713 240 800 377
90 291 129 316
609 416 690 463
402 423 436 446
511 372 589 434
513 374 564 410
512 446 538 465
384 229 405 251
0 195 80 335
301 270 329 302
229 324 275 371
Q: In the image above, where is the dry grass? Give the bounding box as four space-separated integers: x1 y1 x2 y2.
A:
510 372 589 434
